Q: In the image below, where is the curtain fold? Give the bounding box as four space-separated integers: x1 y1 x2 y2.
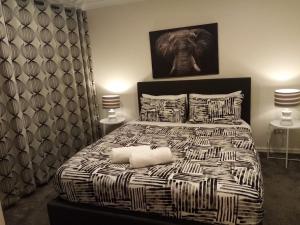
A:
0 0 100 208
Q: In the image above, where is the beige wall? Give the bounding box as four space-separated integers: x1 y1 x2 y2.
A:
87 0 300 150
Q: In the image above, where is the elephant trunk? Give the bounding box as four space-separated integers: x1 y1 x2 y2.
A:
170 51 201 74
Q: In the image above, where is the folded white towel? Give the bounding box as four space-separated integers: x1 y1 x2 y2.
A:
111 145 151 163
129 147 173 169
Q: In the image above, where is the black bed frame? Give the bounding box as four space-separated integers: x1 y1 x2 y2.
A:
48 77 252 225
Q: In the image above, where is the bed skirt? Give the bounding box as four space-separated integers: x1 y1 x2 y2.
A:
47 197 263 225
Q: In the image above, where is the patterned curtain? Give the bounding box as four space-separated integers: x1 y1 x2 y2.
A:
0 0 100 208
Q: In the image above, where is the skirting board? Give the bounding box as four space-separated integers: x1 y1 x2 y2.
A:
256 147 300 154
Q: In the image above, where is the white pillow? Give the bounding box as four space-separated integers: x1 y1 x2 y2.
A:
142 93 187 100
190 91 242 99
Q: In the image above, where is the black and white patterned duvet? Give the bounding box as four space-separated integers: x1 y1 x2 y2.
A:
54 121 263 225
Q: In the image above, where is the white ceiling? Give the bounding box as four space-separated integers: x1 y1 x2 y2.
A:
49 0 146 9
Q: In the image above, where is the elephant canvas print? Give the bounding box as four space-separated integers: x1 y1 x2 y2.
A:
149 23 219 78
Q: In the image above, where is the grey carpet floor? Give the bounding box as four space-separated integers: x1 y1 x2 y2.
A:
3 153 300 225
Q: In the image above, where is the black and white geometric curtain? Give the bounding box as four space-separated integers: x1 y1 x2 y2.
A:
0 0 100 208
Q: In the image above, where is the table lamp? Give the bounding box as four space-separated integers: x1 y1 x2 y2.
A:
274 89 300 126
102 95 120 121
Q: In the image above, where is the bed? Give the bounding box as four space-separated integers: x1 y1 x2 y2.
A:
48 77 263 225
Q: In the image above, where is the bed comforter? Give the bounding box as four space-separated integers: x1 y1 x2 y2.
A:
54 121 263 225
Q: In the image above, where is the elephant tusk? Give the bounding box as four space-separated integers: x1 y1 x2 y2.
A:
170 56 177 74
191 56 201 72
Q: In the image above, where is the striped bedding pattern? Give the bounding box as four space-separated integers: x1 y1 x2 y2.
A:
189 93 243 125
54 121 263 225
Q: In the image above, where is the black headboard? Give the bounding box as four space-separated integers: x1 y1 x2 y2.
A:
137 77 251 124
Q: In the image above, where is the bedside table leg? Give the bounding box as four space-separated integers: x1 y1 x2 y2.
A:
267 125 272 160
102 124 106 136
286 129 289 168
267 138 270 160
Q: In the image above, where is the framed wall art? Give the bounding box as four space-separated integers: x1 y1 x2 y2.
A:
149 23 219 78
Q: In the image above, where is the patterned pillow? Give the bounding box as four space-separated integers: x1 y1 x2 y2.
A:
140 95 187 123
189 91 243 124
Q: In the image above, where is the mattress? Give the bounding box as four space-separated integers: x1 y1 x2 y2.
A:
54 120 263 225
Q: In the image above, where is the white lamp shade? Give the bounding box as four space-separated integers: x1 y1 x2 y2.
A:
274 89 300 107
102 95 120 109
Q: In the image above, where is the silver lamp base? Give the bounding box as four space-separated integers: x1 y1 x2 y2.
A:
280 109 293 126
108 109 117 121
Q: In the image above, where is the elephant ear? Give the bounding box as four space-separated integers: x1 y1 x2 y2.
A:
191 28 213 58
155 32 174 59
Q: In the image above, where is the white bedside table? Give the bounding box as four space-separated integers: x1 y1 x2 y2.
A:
100 117 125 136
267 119 300 168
